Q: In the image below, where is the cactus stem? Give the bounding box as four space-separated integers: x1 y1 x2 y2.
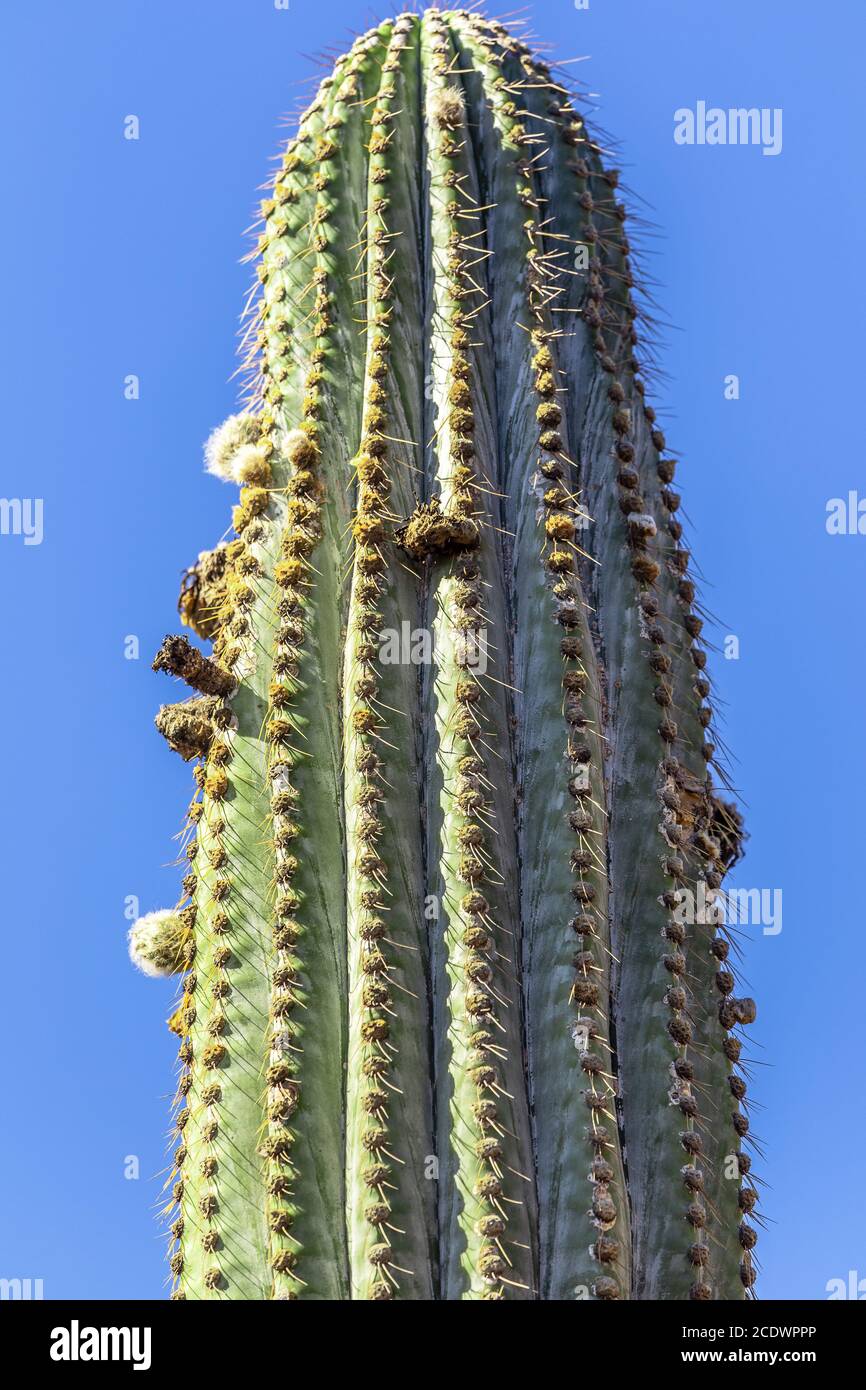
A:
141 8 756 1303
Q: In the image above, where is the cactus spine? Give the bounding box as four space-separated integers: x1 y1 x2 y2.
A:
141 9 757 1301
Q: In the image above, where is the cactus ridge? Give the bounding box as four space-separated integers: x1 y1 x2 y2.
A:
447 12 632 1301
141 8 759 1301
519 54 758 1300
420 13 538 1300
343 17 438 1301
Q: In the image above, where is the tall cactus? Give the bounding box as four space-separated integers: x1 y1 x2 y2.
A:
134 8 758 1301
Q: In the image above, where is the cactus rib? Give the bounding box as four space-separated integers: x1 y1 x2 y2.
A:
448 12 632 1302
343 17 437 1300
419 12 539 1300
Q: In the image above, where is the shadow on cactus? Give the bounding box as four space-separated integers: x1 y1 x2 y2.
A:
134 8 759 1301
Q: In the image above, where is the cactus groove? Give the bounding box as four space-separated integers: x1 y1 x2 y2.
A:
138 9 759 1301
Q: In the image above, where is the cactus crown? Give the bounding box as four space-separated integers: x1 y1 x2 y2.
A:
140 8 757 1301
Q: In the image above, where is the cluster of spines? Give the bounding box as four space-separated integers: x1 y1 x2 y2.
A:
244 62 341 418
162 708 209 1297
423 12 532 1302
261 406 319 1304
154 421 276 1295
256 57 355 1298
455 6 758 1297
185 716 238 1296
250 25 393 1299
456 12 625 1300
562 106 720 1301
160 502 268 1297
519 88 627 1310
161 86 334 1296
545 75 759 1297
164 883 197 1296
345 16 416 1302
177 47 352 1299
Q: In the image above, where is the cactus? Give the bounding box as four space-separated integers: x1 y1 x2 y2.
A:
138 9 758 1301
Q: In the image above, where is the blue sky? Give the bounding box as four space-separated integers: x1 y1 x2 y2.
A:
1 0 862 1300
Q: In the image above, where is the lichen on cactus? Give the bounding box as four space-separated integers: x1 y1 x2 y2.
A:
141 8 758 1301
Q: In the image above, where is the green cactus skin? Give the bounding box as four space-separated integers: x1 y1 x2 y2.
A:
143 9 757 1301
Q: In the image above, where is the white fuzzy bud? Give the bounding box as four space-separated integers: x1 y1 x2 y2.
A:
204 413 261 480
128 910 189 977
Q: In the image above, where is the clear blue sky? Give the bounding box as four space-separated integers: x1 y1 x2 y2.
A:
1 0 862 1300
